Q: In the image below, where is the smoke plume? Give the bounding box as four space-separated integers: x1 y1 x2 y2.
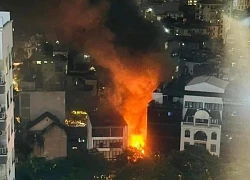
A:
52 0 172 146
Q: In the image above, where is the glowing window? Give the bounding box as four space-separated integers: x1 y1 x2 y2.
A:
44 61 48 64
36 61 41 65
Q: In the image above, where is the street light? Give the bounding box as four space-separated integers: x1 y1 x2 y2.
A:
146 8 153 12
164 27 170 33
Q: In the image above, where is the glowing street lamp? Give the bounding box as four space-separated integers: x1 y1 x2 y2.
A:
164 27 170 33
146 8 153 13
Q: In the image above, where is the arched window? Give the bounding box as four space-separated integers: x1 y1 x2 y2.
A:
194 131 207 141
185 130 190 137
211 132 217 140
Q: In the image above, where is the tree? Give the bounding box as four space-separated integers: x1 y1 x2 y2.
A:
16 151 110 180
169 146 221 180
115 148 181 180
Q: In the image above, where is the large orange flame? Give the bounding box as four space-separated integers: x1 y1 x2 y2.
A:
53 0 170 152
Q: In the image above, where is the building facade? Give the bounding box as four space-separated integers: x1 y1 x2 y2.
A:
26 112 67 160
180 76 229 156
87 114 128 160
19 91 65 123
0 11 15 180
195 0 232 42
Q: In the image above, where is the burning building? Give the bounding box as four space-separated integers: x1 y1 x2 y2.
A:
51 0 171 152
87 113 128 160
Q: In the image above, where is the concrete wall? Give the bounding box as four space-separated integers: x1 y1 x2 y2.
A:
19 91 65 123
33 125 67 160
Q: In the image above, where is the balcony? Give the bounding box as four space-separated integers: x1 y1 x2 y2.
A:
182 122 220 128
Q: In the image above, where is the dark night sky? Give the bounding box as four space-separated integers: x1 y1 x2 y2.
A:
0 0 58 35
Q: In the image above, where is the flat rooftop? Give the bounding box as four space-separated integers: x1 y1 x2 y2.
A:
88 113 127 127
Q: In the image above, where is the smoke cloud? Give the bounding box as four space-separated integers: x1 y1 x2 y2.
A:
51 0 172 145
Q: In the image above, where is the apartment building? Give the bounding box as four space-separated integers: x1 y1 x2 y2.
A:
0 11 15 180
195 0 232 42
87 113 128 160
180 76 229 156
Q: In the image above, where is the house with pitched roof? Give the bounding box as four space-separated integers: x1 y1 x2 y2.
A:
180 76 229 156
26 112 67 160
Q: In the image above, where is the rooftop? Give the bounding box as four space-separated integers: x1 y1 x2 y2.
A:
0 11 10 27
88 113 127 127
186 76 229 90
26 111 65 131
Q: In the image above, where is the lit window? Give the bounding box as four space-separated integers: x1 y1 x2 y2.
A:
44 61 48 64
51 61 54 64
72 146 78 150
36 61 41 65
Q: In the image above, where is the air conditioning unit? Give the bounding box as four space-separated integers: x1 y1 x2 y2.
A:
0 113 5 120
0 77 4 84
0 131 5 136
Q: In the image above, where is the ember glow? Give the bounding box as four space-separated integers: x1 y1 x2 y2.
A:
54 0 170 151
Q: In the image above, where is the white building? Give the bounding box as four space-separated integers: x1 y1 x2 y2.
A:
180 76 229 156
87 114 128 160
0 12 15 180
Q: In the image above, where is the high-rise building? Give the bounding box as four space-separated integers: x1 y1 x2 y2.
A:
0 12 15 179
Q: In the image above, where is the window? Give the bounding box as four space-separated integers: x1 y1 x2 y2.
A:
184 142 190 149
194 131 207 141
8 125 10 142
211 119 218 124
211 132 217 140
210 144 216 152
195 119 208 124
185 101 203 109
185 130 190 137
204 103 222 110
44 61 48 64
36 61 41 65
111 128 123 137
9 53 12 69
7 92 9 109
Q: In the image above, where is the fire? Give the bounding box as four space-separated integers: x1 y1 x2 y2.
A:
131 135 145 154
54 0 171 153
